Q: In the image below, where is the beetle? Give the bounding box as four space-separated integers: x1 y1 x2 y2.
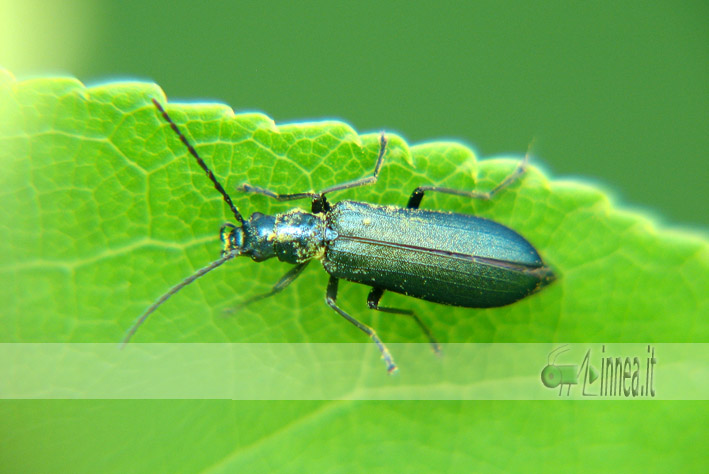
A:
122 99 556 373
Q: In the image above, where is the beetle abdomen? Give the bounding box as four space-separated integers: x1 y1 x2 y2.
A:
323 201 554 307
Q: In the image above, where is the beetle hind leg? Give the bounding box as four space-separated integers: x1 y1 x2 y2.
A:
325 276 398 374
367 287 441 355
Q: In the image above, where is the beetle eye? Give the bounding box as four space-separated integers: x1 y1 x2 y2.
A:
220 223 244 254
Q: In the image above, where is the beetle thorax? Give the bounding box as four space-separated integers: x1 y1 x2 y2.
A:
238 209 327 264
272 209 327 264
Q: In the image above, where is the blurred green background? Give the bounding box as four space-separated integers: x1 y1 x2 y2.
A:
2 0 706 228
1 1 707 472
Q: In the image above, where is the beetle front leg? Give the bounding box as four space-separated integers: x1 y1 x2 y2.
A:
238 184 331 214
367 287 441 354
237 183 319 202
317 132 388 196
238 133 388 207
325 276 398 374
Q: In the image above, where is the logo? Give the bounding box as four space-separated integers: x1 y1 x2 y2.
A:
541 345 657 397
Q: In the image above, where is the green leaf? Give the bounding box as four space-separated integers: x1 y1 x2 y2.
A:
2 69 706 345
1 69 707 472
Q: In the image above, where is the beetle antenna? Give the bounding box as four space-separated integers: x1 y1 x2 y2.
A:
121 251 239 346
548 344 570 364
152 98 244 225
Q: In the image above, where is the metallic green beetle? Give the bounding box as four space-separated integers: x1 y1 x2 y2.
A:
123 99 556 373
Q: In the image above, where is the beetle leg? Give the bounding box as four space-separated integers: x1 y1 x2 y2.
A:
310 195 330 214
237 184 333 214
237 133 387 203
407 143 532 209
237 183 319 202
325 276 398 374
237 133 386 213
367 287 441 354
225 262 310 312
317 132 388 196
